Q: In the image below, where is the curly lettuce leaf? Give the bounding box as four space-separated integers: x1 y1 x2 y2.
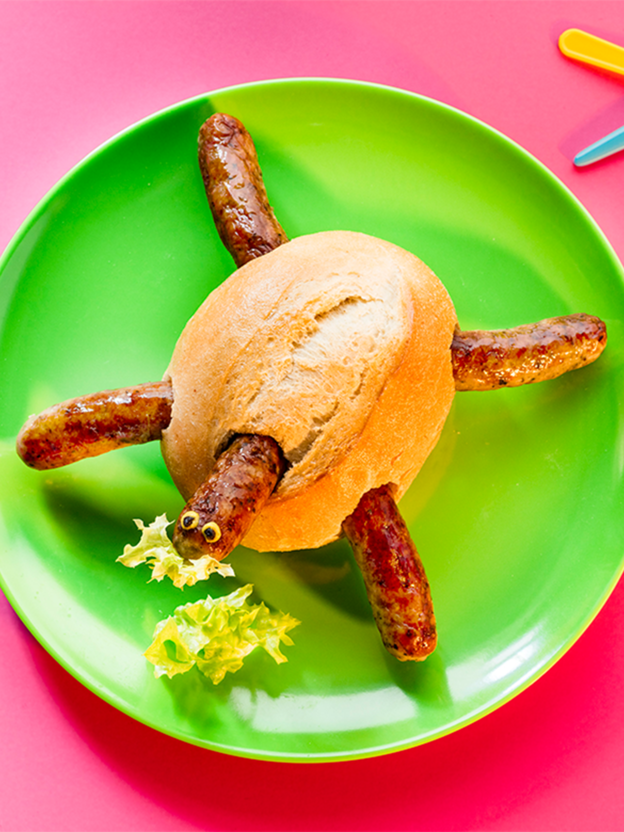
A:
117 514 234 588
144 584 300 684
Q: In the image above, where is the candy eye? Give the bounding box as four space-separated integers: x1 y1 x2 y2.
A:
202 521 222 543
180 511 200 530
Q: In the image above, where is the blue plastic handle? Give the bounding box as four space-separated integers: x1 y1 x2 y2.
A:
574 123 624 167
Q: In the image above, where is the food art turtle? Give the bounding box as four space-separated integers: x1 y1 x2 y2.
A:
16 114 607 667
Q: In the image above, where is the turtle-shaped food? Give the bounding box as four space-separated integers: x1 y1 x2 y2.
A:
16 114 607 662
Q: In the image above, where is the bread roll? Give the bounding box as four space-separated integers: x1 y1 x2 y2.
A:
161 230 457 551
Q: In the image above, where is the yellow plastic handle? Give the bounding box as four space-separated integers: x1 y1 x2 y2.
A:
559 28 624 76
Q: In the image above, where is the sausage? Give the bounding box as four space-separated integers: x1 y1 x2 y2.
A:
172 433 285 561
198 113 289 268
452 313 607 392
16 381 173 470
342 484 437 661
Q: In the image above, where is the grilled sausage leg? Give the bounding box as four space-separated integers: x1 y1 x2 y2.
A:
198 113 289 268
172 434 285 561
452 313 607 391
16 381 173 470
342 484 437 661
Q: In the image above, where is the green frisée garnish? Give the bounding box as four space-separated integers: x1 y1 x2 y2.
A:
117 514 234 588
144 584 300 683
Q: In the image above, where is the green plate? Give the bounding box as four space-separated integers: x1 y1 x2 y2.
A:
1 79 623 762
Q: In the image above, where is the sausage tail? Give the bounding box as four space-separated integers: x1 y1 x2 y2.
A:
342 484 437 662
452 313 607 392
16 381 174 470
172 433 285 561
198 113 289 268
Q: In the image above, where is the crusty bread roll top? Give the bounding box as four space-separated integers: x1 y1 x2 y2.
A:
161 230 457 552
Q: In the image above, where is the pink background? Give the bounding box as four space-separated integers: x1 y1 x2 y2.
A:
2 2 624 829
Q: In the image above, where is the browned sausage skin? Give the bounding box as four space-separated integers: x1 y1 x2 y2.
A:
172 434 285 561
452 313 607 392
342 484 437 661
198 113 289 268
16 381 173 470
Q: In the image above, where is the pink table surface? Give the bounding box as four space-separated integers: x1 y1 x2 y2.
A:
2 2 624 830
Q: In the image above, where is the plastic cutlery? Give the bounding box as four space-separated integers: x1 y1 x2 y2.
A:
558 28 624 166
